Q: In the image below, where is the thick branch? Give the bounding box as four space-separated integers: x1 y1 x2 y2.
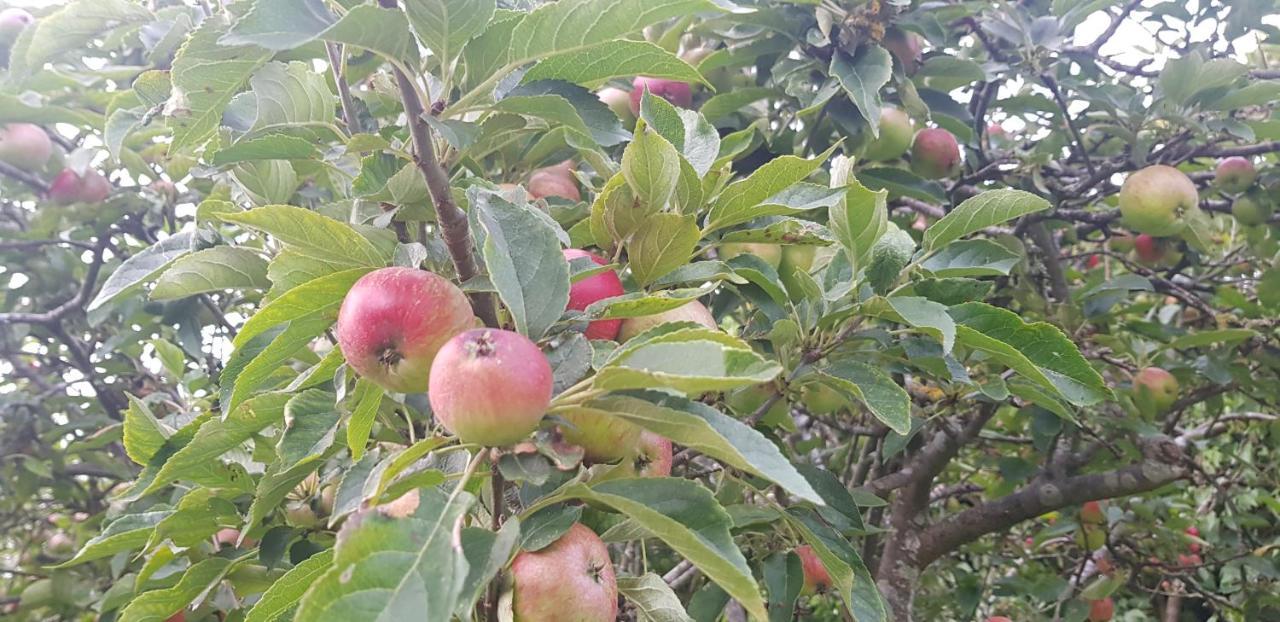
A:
0 236 107 325
376 0 498 328
914 438 1187 568
0 160 50 194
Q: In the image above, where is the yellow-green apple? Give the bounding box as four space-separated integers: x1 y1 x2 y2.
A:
528 161 580 202
1108 232 1135 253
630 76 692 115
800 381 848 415
428 329 553 447
719 242 782 269
564 249 625 340
796 545 832 594
1119 165 1198 236
910 128 961 179
1214 156 1256 194
780 245 817 273
511 523 617 622
335 267 475 393
863 107 914 161
597 87 635 126
559 409 643 463
0 123 52 171
1132 366 1178 416
48 168 110 204
1232 192 1272 226
616 300 716 342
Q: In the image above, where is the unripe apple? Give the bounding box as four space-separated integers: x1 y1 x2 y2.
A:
428 329 552 447
1214 157 1256 194
780 245 816 274
881 27 924 74
284 501 320 528
528 161 581 202
718 242 782 269
795 545 832 594
564 249 625 340
800 381 848 415
597 86 635 125
863 107 914 161
1108 232 1135 253
45 532 74 555
214 528 254 548
1119 165 1198 236
1132 366 1178 415
0 123 52 172
0 8 34 45
48 168 110 204
616 300 716 342
560 408 643 463
1080 501 1105 525
630 76 692 115
1088 597 1114 621
1231 192 1272 226
910 128 961 179
627 431 673 477
511 523 617 622
335 267 475 394
1077 524 1107 550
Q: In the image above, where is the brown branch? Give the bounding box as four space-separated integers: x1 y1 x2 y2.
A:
0 160 49 194
1081 0 1143 53
1027 221 1071 303
914 436 1187 568
326 43 365 135
0 235 108 326
376 0 498 329
1040 73 1097 177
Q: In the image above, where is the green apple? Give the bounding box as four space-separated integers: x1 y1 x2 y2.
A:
719 242 782 269
1119 165 1198 236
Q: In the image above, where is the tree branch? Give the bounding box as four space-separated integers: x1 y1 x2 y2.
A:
0 160 50 194
0 235 108 326
375 0 498 329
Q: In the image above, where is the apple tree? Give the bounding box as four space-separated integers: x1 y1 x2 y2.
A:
1 0 1278 621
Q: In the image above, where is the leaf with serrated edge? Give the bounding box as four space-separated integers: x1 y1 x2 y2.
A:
924 189 1051 251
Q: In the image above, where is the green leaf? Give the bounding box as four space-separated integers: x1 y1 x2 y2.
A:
557 479 765 620
623 126 683 209
219 205 388 268
1206 81 1280 111
320 6 422 70
56 511 171 567
210 134 320 166
594 326 782 393
507 0 719 68
857 167 947 203
169 15 272 151
584 286 714 319
475 192 571 339
920 239 1021 277
233 267 370 349
950 302 1110 406
123 395 167 466
346 378 385 461
700 87 777 123
279 389 342 468
827 178 888 273
519 505 583 552
524 40 705 87
1165 328 1258 350
818 360 911 435
866 223 915 294
118 558 235 622
297 486 474 620
23 0 152 69
763 552 802 622
223 1 420 67
786 509 886 622
227 315 330 414
140 393 291 497
248 61 336 131
705 147 836 232
618 573 694 622
917 56 986 91
151 246 270 300
628 213 701 286
104 107 147 161
638 92 720 176
245 550 335 622
887 296 956 354
720 218 834 246
405 0 496 67
924 189 1051 251
456 519 521 617
88 231 195 312
575 390 824 505
830 45 892 137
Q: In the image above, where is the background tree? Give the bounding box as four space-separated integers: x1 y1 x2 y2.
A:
0 0 1277 621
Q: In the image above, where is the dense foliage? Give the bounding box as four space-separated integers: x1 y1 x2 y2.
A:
1 0 1278 621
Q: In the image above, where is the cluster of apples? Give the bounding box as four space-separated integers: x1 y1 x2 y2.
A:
861 106 963 180
0 122 112 204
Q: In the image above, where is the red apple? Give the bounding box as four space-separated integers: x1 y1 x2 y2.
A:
166 613 186 622
1132 366 1178 416
796 545 832 594
335 267 475 393
528 161 581 202
48 168 111 204
428 328 552 447
598 86 635 125
1119 165 1198 236
1088 598 1113 622
1214 156 1256 194
1080 501 1105 525
149 179 178 202
511 523 617 622
630 76 692 115
45 532 74 555
564 249 625 340
214 528 255 548
910 128 961 179
986 617 1012 622
616 300 716 342
0 8 34 45
1085 254 1101 269
627 431 673 477
0 123 52 172
1185 526 1201 553
881 27 924 74
1133 233 1164 265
